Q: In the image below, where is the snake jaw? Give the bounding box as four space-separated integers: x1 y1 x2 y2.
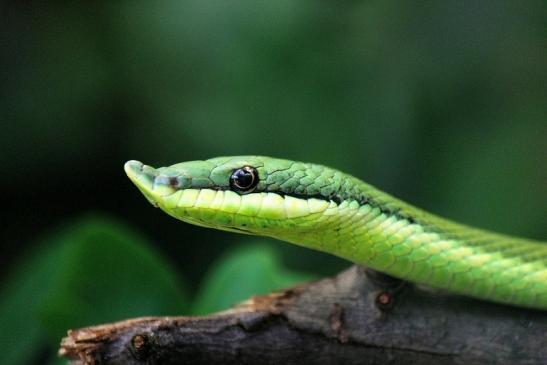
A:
124 160 163 207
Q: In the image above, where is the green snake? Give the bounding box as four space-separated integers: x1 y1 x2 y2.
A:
124 156 547 310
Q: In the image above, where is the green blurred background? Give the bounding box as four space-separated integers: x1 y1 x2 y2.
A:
1 1 546 364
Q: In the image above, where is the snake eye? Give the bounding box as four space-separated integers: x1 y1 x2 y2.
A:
230 166 258 192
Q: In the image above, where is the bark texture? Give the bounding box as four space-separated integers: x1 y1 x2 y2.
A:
59 266 547 365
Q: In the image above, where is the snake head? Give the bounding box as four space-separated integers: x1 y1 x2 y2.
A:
124 156 343 238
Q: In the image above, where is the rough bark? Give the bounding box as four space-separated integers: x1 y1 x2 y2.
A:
59 266 547 365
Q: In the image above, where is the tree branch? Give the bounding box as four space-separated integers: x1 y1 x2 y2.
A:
59 266 547 365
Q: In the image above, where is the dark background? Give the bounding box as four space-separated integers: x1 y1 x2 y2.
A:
1 2 546 364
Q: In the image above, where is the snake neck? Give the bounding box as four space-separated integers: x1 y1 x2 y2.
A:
273 183 547 310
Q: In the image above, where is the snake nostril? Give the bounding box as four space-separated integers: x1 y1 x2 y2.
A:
155 175 180 188
168 177 179 187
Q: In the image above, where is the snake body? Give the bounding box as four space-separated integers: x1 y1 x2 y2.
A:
124 156 547 310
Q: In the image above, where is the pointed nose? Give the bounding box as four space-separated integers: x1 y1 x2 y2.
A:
124 160 161 203
124 160 156 186
124 160 143 178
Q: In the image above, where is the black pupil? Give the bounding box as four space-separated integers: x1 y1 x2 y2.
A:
231 168 255 190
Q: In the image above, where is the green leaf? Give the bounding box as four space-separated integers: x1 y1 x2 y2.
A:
192 242 315 315
0 236 61 365
0 213 187 365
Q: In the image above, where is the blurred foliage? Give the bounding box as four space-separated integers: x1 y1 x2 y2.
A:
192 243 315 315
0 215 187 365
1 1 546 364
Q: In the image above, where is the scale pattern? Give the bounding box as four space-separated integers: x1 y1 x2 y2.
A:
125 157 547 310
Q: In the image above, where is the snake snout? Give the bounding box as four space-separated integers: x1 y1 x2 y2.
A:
124 161 158 182
124 160 162 205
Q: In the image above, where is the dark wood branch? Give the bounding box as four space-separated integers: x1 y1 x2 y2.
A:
59 266 547 365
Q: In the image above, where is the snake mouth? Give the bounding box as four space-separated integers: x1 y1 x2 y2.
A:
124 160 161 207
